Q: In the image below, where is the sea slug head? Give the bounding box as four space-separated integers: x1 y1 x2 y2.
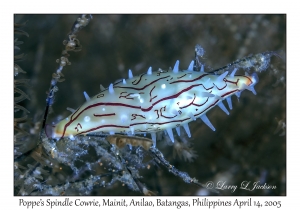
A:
237 72 259 95
237 72 259 89
250 72 259 86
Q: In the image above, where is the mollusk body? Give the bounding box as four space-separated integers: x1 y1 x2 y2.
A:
52 60 258 143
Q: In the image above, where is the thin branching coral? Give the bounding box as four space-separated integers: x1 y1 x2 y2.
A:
14 22 30 135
